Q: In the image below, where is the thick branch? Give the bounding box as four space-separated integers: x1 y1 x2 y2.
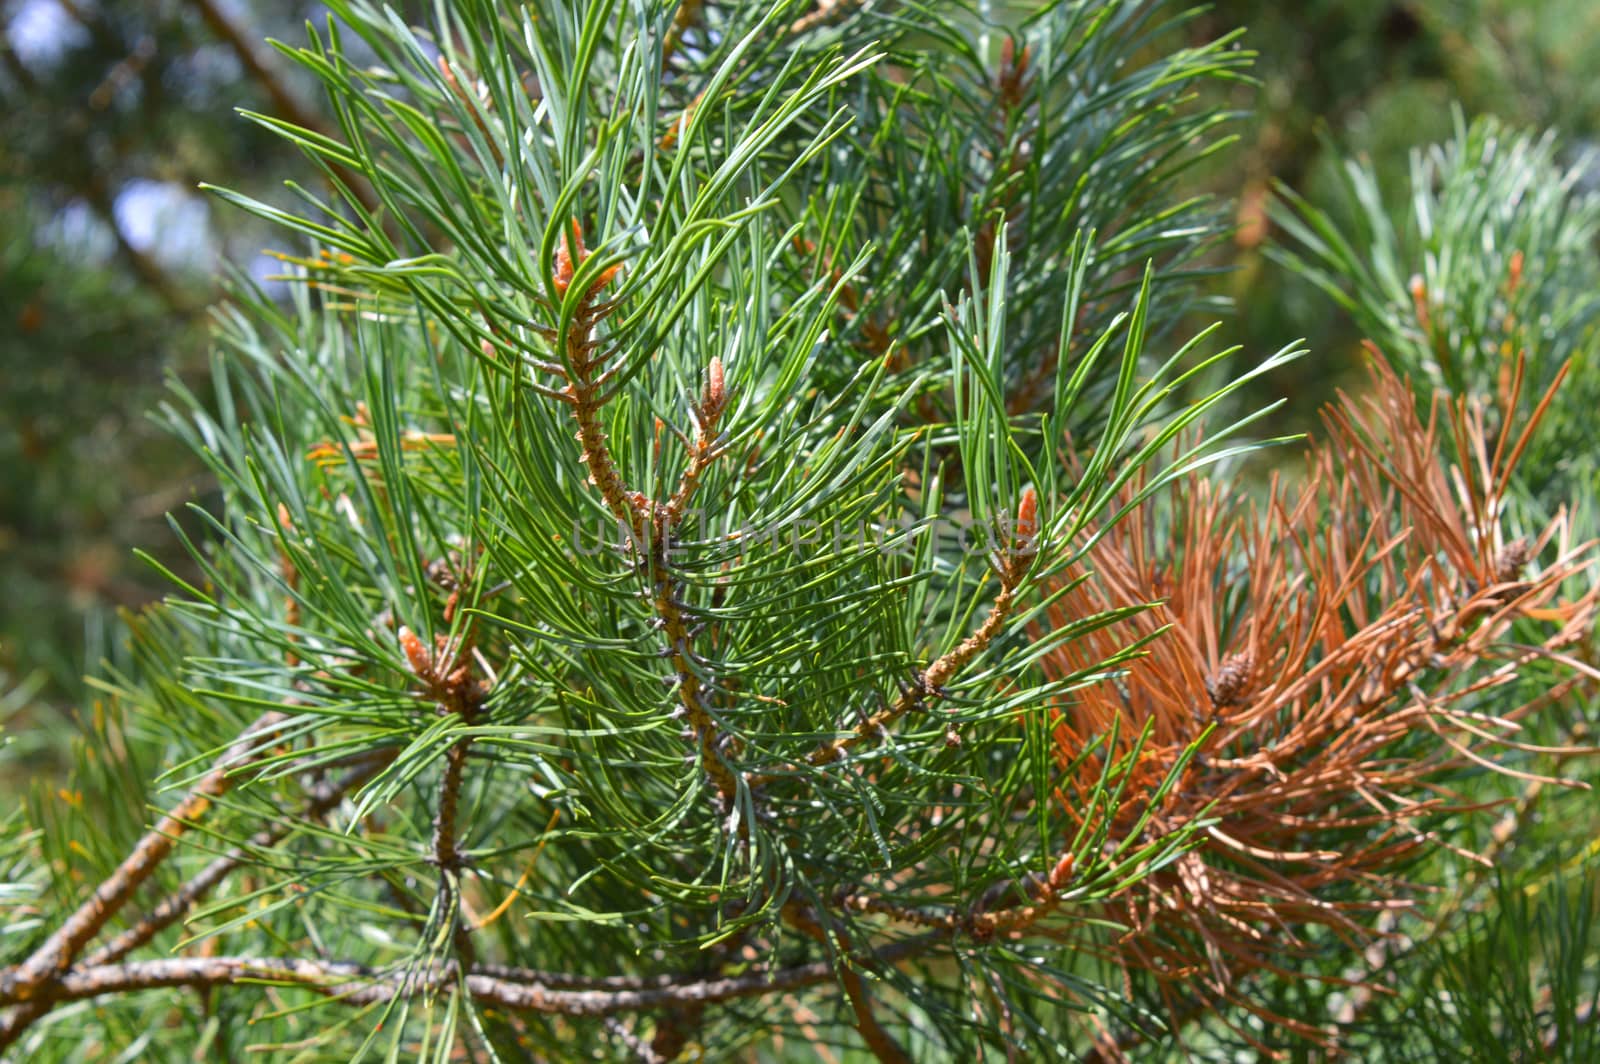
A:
0 712 285 1005
0 937 943 1018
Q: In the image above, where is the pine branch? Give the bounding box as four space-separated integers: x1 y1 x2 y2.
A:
0 937 944 1018
838 850 1078 942
750 575 1021 786
396 600 492 983
555 226 740 806
86 751 394 969
17 3 1599 1058
0 712 286 1007
1035 353 1599 1045
0 751 391 1050
784 902 912 1064
745 486 1037 789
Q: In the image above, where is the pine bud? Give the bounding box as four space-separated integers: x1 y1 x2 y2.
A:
1408 274 1430 332
706 356 725 412
551 219 621 302
1016 486 1038 542
552 221 584 298
1048 851 1074 890
398 626 432 678
438 55 462 95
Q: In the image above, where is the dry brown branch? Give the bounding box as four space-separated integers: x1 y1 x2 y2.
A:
1034 352 1597 1045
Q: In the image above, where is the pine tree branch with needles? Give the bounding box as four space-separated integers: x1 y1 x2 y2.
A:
6 3 1599 1061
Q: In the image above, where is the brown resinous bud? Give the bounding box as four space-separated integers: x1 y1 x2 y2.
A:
551 220 622 302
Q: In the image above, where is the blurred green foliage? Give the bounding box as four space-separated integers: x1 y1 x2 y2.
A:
1200 0 1600 424
0 0 417 738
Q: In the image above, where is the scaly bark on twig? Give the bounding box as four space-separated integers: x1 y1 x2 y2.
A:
551 223 740 805
0 937 944 1018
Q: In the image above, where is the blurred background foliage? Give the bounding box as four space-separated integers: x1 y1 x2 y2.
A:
0 0 425 758
1195 0 1600 424
2 0 1598 767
